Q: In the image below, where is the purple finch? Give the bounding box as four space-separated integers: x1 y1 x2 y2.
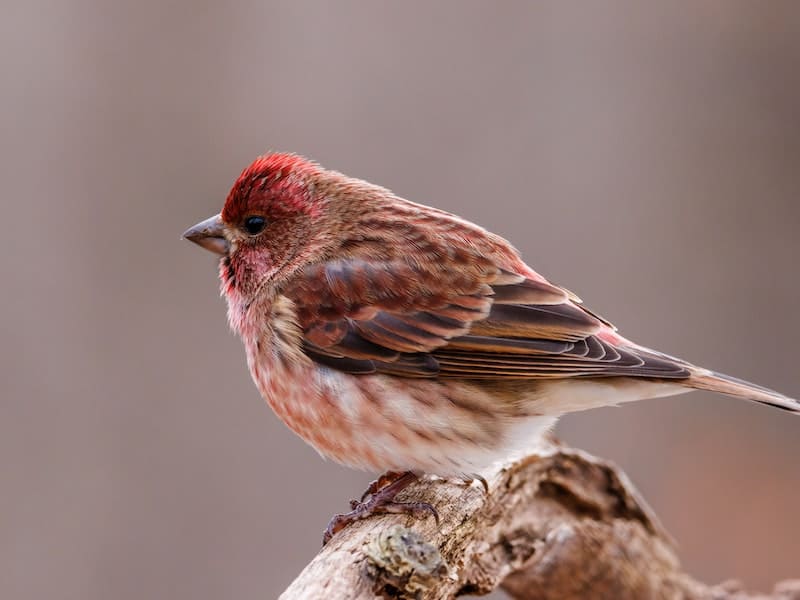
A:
185 152 797 541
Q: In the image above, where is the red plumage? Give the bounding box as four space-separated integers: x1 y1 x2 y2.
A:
185 152 798 538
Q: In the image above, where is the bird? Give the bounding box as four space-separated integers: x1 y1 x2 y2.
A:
184 152 798 543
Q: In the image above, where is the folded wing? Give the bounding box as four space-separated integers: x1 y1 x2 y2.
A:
284 259 691 380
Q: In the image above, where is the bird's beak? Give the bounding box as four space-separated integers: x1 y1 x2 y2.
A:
182 214 230 255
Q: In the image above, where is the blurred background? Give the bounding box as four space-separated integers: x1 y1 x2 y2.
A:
2 2 799 598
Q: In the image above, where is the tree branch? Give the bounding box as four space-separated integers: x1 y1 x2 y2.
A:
280 440 800 599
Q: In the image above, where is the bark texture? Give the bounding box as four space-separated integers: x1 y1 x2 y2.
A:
280 441 800 600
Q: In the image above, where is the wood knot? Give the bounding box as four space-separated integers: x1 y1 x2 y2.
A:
364 525 451 599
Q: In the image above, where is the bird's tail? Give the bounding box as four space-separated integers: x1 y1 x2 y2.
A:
687 369 799 413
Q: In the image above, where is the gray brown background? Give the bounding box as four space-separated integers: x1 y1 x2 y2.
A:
2 2 799 599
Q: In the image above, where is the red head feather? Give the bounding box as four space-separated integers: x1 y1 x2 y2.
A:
221 153 322 224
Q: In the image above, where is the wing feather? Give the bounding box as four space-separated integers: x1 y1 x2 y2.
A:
283 258 691 381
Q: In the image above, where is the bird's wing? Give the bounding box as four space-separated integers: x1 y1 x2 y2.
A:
283 258 690 380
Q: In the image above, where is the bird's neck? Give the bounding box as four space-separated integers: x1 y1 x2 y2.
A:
229 289 306 362
233 292 318 438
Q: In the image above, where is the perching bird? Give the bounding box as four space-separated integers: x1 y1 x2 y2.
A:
184 152 798 542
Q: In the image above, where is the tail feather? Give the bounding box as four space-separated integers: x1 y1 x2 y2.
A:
688 370 799 413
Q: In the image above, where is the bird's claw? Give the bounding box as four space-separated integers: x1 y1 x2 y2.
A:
323 498 439 545
322 471 438 546
456 473 490 493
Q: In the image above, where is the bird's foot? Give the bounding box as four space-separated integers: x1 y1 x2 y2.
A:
322 471 439 545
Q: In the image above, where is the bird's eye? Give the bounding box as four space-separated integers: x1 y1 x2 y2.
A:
243 215 267 235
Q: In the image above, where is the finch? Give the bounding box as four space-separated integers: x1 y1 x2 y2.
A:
184 152 798 541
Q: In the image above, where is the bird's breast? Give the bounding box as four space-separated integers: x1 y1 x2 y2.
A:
243 324 555 474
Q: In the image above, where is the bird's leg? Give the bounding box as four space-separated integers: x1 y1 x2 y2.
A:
357 470 406 503
323 471 439 545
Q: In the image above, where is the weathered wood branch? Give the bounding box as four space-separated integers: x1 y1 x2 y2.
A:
281 440 800 599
